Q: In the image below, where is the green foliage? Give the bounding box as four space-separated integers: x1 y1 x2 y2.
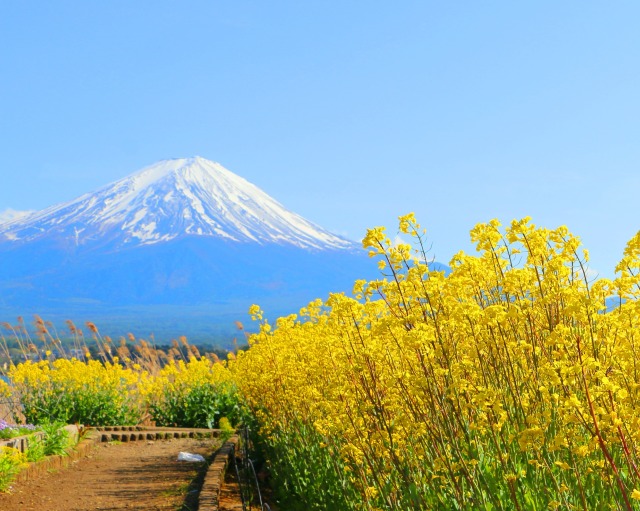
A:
0 423 36 440
9 359 145 427
150 382 240 429
0 447 27 492
20 385 141 427
256 421 361 511
25 434 45 462
38 421 70 456
218 416 235 443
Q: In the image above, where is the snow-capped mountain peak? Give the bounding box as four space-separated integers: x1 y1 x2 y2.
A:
0 157 356 251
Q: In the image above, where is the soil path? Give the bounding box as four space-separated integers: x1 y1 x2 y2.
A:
0 436 220 511
218 469 244 511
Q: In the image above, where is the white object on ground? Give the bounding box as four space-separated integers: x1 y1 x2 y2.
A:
177 452 206 462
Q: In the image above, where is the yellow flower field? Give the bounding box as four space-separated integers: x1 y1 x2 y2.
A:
4 353 239 430
232 215 640 510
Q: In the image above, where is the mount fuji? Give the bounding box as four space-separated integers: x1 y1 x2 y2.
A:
0 157 377 344
1 157 355 251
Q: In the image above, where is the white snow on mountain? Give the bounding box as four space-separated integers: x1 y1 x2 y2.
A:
0 157 356 251
0 208 35 225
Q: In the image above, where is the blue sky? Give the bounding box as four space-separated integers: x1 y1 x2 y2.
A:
1 1 639 278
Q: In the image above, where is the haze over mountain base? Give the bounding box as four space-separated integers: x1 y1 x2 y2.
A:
0 238 379 346
0 158 387 347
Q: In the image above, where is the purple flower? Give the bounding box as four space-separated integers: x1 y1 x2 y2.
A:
0 420 37 436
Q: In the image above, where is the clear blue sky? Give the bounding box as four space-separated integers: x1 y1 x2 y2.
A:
1 1 639 278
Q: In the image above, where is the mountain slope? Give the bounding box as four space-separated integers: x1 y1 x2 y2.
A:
0 208 34 224
0 157 355 251
0 157 377 344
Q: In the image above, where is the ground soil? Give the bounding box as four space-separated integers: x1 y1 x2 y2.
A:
218 468 278 511
0 437 226 511
218 469 244 511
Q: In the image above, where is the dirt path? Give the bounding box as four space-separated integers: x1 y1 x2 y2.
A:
218 469 244 511
0 436 221 511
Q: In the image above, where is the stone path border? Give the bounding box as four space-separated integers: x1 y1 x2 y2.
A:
199 435 239 511
97 425 221 443
0 424 81 453
14 426 99 484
